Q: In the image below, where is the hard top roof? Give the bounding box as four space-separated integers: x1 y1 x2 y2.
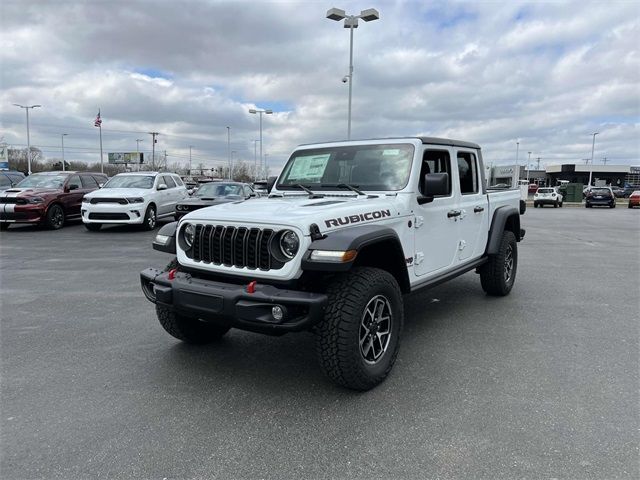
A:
298 137 481 150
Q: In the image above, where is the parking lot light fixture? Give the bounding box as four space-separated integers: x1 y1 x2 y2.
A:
249 108 273 179
326 7 380 140
527 151 532 182
587 132 599 187
13 103 41 175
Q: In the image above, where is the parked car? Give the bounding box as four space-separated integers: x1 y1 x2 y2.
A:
0 171 26 192
174 181 257 220
585 187 616 208
628 190 640 209
623 185 640 198
82 172 187 231
610 186 625 198
533 187 563 208
528 184 539 194
0 171 107 230
252 180 269 195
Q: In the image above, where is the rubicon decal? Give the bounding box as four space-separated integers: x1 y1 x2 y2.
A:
324 209 391 228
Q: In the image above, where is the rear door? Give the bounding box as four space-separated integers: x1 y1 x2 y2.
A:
454 149 488 262
63 175 83 217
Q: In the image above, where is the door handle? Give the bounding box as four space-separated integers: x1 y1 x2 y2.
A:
474 206 484 213
447 210 461 218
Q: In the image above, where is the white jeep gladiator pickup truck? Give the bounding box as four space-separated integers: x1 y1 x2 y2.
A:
141 137 526 390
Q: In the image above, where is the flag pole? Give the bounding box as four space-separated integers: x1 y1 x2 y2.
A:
99 123 104 174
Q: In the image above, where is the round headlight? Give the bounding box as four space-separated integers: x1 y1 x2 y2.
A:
279 230 299 259
183 223 196 248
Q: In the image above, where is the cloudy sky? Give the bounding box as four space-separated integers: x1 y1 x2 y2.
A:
1 0 639 174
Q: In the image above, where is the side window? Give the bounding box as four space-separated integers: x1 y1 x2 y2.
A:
420 149 452 197
244 186 253 197
174 176 184 186
9 174 23 184
81 175 98 189
162 175 176 188
0 174 10 187
457 151 479 194
68 175 82 190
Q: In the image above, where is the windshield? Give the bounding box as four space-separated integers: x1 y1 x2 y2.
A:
103 175 155 189
277 143 415 191
196 183 243 197
17 174 67 189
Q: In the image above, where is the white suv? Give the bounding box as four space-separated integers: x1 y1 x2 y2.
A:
533 187 563 208
82 172 187 230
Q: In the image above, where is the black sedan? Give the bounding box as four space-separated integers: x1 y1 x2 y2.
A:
174 182 258 220
585 187 616 208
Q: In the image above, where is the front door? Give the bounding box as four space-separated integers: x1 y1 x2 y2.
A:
414 148 459 276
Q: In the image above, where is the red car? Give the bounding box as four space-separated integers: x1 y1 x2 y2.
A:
0 171 107 230
628 190 640 209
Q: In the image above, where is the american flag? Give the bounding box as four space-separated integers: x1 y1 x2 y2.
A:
94 110 102 127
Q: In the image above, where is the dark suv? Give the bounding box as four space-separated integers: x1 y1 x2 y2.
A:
585 187 616 208
0 171 26 192
0 171 107 230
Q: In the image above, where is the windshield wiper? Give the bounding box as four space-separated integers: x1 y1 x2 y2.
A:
293 184 324 198
322 183 366 195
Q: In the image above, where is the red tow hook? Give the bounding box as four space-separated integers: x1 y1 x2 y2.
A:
168 268 178 280
247 280 257 294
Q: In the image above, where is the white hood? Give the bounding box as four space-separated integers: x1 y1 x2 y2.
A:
85 187 152 198
181 194 403 234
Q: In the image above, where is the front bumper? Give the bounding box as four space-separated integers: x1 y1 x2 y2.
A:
0 205 45 224
82 202 145 224
140 268 328 335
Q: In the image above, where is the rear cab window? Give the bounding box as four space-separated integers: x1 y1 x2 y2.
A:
457 151 479 195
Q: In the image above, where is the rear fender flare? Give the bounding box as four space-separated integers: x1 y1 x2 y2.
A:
486 207 521 255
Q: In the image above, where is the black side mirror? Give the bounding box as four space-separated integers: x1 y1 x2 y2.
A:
418 173 449 205
266 176 277 193
67 184 79 191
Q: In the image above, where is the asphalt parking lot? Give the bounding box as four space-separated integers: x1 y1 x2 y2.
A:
1 208 638 479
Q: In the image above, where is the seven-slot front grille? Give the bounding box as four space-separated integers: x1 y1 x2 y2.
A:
190 224 282 270
90 198 128 204
0 198 27 204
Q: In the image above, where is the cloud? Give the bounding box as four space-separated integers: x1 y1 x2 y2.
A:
0 0 638 173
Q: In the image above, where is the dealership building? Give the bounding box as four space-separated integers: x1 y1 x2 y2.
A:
489 164 640 188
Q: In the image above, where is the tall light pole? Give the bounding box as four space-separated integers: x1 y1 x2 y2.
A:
326 7 380 140
60 134 68 171
527 151 532 182
149 132 159 170
515 141 520 179
135 139 143 171
188 145 193 175
249 108 273 179
264 153 269 178
253 139 260 181
587 132 599 187
13 103 41 175
226 126 231 180
230 150 237 179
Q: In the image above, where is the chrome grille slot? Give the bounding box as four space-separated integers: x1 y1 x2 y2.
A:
187 224 284 271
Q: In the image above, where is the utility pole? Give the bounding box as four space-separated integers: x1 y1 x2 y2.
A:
587 132 599 187
603 157 608 165
536 157 541 170
148 132 159 170
61 133 68 171
515 141 520 179
527 152 532 182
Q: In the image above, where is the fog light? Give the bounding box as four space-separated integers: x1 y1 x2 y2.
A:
272 305 284 321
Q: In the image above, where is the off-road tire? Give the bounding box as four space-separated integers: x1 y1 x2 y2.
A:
45 204 65 229
156 304 230 344
143 204 157 230
315 267 404 391
84 223 102 231
480 230 517 296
